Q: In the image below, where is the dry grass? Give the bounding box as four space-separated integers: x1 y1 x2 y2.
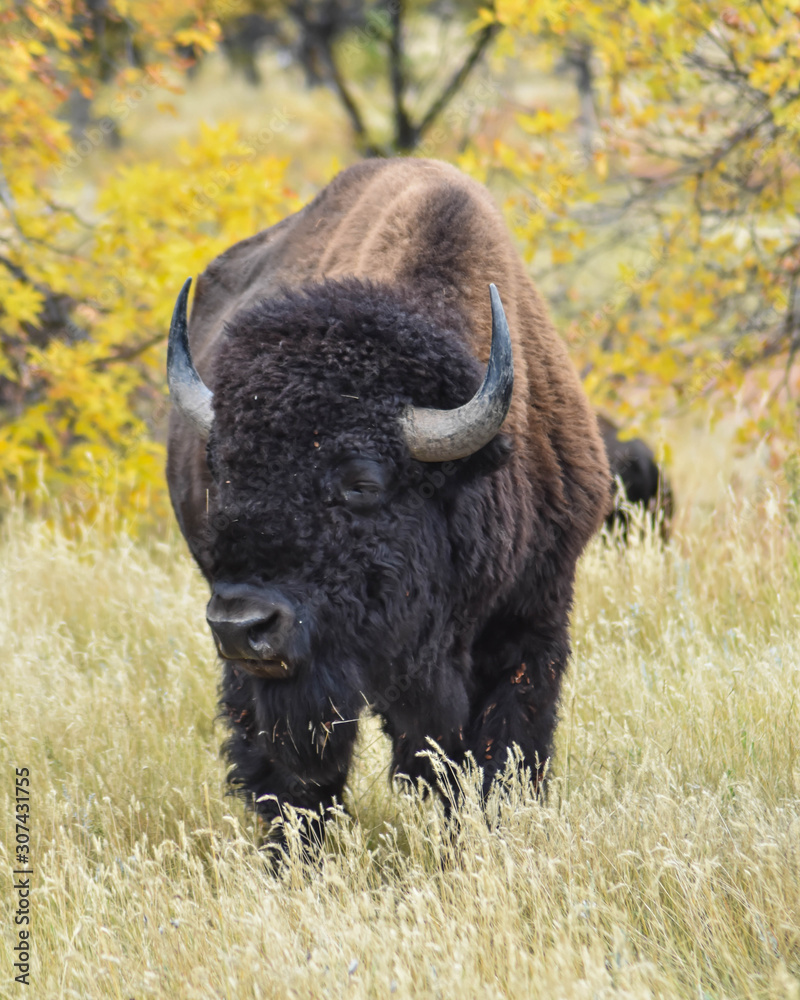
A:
1 432 799 1000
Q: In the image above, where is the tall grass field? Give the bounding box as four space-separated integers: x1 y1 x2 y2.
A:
1 436 799 999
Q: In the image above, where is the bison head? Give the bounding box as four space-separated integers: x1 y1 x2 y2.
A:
167 278 515 717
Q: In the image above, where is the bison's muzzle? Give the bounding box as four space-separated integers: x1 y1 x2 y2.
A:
206 581 299 679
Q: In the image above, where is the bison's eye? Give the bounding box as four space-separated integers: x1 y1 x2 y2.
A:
332 457 391 513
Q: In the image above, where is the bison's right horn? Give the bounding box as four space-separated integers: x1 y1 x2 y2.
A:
167 277 214 437
399 283 514 462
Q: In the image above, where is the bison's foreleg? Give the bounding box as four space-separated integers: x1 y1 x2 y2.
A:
466 645 567 798
370 662 465 801
386 724 468 807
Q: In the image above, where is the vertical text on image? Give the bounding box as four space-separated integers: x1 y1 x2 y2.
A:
12 767 32 987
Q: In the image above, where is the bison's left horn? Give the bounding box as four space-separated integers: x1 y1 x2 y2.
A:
167 277 214 437
400 283 514 462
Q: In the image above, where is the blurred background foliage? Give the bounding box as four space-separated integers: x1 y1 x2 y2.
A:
1 0 798 521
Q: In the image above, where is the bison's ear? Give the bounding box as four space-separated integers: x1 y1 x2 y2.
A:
464 431 514 476
435 432 512 488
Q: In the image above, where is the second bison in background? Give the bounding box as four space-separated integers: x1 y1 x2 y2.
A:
597 414 674 541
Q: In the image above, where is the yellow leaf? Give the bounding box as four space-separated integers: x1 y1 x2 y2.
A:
3 284 44 325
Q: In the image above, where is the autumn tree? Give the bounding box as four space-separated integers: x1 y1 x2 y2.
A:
474 0 800 455
0 1 296 517
189 0 500 155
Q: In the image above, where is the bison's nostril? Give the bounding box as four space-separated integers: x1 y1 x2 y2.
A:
206 583 298 664
247 612 282 655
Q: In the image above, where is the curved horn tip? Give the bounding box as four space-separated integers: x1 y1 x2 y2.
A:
401 283 515 463
178 276 192 306
487 283 514 404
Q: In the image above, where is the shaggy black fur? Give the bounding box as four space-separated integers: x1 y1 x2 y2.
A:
177 277 586 838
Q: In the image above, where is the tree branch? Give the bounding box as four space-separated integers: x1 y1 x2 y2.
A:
91 330 166 370
414 20 500 144
317 32 376 153
388 0 414 151
0 254 31 287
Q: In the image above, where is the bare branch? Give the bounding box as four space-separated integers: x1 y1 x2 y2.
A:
316 32 375 153
91 330 166 370
415 20 500 144
0 254 31 287
388 0 414 150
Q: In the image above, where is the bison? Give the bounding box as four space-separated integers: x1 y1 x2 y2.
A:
597 414 674 541
166 158 610 842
